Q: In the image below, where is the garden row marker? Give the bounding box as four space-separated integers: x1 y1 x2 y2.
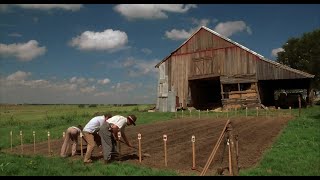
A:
256 107 259 117
245 107 248 117
20 131 23 155
227 139 232 175
278 107 281 117
191 135 196 170
163 134 167 167
189 109 191 117
207 109 209 117
118 131 122 160
182 110 184 118
298 96 301 117
138 133 142 163
289 106 292 115
80 132 83 157
33 131 36 154
198 110 200 119
48 131 51 155
10 131 12 152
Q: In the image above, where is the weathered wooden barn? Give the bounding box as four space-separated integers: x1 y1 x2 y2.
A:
155 26 314 112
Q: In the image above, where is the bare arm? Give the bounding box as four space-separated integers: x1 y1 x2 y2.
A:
121 131 132 147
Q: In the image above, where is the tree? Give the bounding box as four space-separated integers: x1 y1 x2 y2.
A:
277 29 320 89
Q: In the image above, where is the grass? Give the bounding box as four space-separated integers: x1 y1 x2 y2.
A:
240 105 320 176
0 152 177 176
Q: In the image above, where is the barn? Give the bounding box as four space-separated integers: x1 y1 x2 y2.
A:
155 26 314 112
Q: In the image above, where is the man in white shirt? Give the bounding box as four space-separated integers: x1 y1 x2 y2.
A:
82 113 112 163
99 114 137 164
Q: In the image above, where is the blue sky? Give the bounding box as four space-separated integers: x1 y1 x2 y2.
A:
0 4 319 104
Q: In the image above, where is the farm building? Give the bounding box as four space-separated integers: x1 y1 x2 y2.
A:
155 26 314 112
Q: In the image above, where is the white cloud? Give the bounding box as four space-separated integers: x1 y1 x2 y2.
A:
69 76 88 86
119 57 159 77
8 33 22 37
214 20 252 37
98 78 111 85
271 47 284 57
70 29 128 51
80 86 96 93
113 82 137 92
114 4 197 20
141 48 152 55
0 40 46 61
165 18 210 40
13 4 83 11
6 71 31 81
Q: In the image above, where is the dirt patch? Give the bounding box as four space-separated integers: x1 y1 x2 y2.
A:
5 116 292 175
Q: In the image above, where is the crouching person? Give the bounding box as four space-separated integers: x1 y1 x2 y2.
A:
60 125 84 158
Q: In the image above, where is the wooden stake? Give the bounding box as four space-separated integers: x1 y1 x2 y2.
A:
191 135 196 170
228 139 232 176
20 131 23 155
189 109 191 117
48 131 51 156
80 132 83 157
198 110 200 119
256 107 259 117
33 131 36 154
207 109 209 117
163 134 167 167
245 107 248 117
138 133 142 163
118 131 122 159
289 106 292 116
298 96 301 117
278 107 280 117
182 110 184 118
10 131 13 152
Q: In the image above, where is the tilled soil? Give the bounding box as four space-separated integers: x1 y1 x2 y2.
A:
5 116 292 175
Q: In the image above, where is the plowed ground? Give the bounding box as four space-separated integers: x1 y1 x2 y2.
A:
7 116 292 175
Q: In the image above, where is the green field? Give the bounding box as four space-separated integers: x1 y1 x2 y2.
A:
0 104 319 176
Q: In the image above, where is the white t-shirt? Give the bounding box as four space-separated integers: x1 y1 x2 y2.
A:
107 115 128 130
83 115 106 133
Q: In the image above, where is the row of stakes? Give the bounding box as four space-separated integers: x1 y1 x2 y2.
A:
176 106 294 118
10 130 200 169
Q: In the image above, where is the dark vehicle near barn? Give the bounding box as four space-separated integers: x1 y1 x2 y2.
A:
276 92 306 109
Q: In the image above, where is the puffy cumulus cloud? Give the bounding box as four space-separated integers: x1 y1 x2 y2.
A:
271 47 284 57
13 4 83 11
165 18 210 40
6 71 31 81
214 21 252 37
114 4 197 20
97 78 111 85
69 29 128 51
0 40 46 61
